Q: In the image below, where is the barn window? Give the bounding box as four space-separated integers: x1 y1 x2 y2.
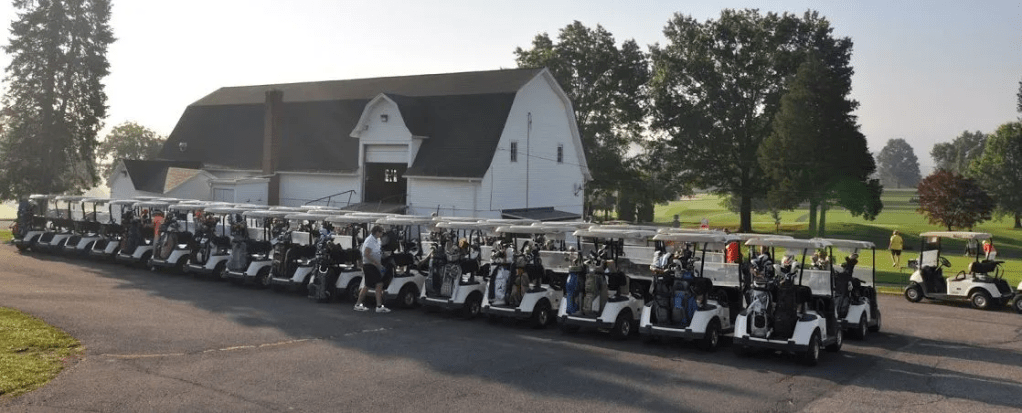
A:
557 144 564 163
510 141 518 162
385 169 398 183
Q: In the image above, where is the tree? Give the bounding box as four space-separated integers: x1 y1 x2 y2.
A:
649 9 855 232
96 121 166 184
758 53 879 236
515 22 651 216
876 139 922 189
931 130 986 175
0 0 115 200
916 170 994 230
969 122 1022 228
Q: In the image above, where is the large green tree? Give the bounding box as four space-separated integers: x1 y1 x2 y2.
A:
876 138 922 189
649 9 854 232
96 121 166 184
759 54 879 236
514 22 651 215
931 130 986 175
916 170 994 230
0 0 114 200
969 122 1022 228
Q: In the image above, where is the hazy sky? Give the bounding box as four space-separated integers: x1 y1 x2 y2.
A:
1 0 1019 173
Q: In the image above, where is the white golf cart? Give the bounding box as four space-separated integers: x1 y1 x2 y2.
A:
638 231 742 351
12 194 56 252
61 197 110 256
558 228 657 340
184 205 261 278
904 231 1014 310
33 195 83 253
147 202 218 272
266 212 331 292
480 223 585 328
87 199 138 260
733 238 842 366
115 199 180 266
365 215 433 308
1014 283 1022 314
815 238 881 339
306 213 376 303
223 209 288 286
419 220 500 318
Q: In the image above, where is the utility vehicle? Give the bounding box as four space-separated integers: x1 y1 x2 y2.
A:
88 199 138 260
363 215 432 308
115 200 180 266
184 206 261 278
61 197 109 256
815 238 881 339
147 202 217 272
306 213 376 303
223 209 288 286
12 194 56 251
267 212 330 292
33 195 82 253
903 232 1013 310
419 220 501 318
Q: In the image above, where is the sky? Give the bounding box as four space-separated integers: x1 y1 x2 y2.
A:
0 0 1019 175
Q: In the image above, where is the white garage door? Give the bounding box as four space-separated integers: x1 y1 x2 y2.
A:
365 144 407 163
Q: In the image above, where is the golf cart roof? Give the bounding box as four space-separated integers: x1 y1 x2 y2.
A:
168 202 221 212
919 231 992 240
730 233 795 241
325 214 381 224
435 220 499 231
54 195 86 202
531 221 592 230
346 212 395 219
572 228 657 240
431 216 480 222
243 210 293 219
284 212 334 221
81 197 111 205
813 238 875 250
204 205 265 214
269 206 316 212
496 224 578 235
745 238 832 250
108 199 139 206
652 232 733 243
481 218 538 225
376 216 435 226
132 200 172 209
29 194 56 200
589 224 663 232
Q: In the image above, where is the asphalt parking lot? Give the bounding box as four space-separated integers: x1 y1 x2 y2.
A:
1 245 1021 412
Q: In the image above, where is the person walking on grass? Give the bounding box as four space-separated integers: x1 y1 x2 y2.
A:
354 225 390 313
889 230 904 268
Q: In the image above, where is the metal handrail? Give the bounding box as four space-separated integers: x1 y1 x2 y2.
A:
303 190 356 208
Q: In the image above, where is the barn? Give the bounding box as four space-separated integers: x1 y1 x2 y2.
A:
111 68 590 219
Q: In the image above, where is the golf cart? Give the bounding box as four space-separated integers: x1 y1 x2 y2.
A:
115 200 179 266
558 228 657 340
733 238 842 366
306 213 376 303
11 194 55 251
33 195 83 253
266 212 331 292
1014 283 1022 314
60 197 110 256
904 232 1013 310
815 238 881 339
87 199 138 260
363 215 432 308
418 220 499 318
481 223 582 328
638 231 743 351
184 205 261 278
147 202 219 272
223 209 288 286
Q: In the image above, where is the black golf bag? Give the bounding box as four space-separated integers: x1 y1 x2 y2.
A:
227 220 250 273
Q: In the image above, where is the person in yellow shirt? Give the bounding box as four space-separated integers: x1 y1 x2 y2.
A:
889 230 904 267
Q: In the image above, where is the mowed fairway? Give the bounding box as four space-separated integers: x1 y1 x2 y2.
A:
655 189 1021 287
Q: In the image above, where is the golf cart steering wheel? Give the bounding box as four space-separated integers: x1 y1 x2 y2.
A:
938 256 952 268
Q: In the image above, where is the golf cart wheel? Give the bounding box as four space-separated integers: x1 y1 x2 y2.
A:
15 243 28 252
802 330 821 366
850 313 868 340
257 267 272 289
398 284 418 309
462 293 482 319
699 318 722 352
1012 296 1022 314
215 262 229 281
611 309 633 340
904 283 923 303
970 290 991 310
345 279 362 302
868 310 881 332
180 257 191 275
825 328 843 352
531 300 552 329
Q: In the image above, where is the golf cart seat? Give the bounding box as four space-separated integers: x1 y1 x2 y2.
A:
921 265 946 294
968 260 1003 274
607 271 630 302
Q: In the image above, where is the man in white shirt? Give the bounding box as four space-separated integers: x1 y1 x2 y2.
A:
354 225 390 313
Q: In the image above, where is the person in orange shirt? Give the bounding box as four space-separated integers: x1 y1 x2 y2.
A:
725 241 740 263
152 211 164 239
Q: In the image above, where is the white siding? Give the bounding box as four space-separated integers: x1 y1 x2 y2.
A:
279 173 360 207
407 178 491 218
165 175 212 201
365 144 407 163
357 97 415 166
109 172 139 199
481 74 585 216
234 181 268 205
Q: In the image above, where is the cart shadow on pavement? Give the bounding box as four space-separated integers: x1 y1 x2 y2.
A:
9 249 1022 411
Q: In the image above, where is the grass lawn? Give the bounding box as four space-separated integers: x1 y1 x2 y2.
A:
655 189 1022 287
0 229 11 244
0 308 82 398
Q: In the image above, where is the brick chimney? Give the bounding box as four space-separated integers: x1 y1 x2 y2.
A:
263 89 283 205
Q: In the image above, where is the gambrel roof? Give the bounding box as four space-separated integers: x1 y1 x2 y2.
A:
158 68 545 178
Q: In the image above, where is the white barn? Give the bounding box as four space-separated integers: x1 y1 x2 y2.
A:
119 68 590 219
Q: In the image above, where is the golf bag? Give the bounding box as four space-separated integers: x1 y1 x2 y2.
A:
652 274 674 324
747 284 773 339
671 273 700 327
227 234 249 272
582 268 608 315
772 285 810 339
153 217 179 261
120 218 142 256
